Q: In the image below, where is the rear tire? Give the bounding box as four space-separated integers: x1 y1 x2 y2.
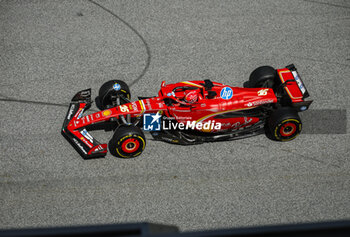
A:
266 107 302 141
244 66 276 88
108 125 146 158
97 80 131 110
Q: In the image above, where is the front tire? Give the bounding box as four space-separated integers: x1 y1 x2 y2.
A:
97 80 131 110
266 107 302 141
108 125 146 158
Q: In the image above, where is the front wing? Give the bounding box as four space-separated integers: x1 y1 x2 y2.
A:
61 89 108 159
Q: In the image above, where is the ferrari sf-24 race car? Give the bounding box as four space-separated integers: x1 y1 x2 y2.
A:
62 64 312 159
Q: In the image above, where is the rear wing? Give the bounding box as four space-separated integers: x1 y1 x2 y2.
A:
277 64 312 111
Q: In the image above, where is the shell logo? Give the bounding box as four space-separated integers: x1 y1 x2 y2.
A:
102 109 112 117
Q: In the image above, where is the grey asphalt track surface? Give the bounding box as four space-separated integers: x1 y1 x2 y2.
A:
1 0 349 232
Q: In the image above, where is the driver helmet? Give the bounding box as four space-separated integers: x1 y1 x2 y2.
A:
184 90 199 103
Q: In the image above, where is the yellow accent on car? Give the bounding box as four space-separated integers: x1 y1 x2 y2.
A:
181 81 203 88
139 100 145 113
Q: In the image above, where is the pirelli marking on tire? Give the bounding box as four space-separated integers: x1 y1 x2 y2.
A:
116 134 146 158
274 119 301 141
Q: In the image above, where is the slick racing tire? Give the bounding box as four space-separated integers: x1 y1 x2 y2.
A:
97 80 131 110
266 107 302 141
244 66 276 88
108 125 146 158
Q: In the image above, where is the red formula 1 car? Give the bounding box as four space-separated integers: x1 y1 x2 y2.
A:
62 64 312 159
